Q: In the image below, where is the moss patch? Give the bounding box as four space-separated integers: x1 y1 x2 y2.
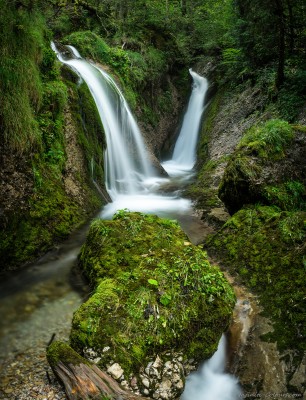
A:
47 341 90 369
70 211 235 376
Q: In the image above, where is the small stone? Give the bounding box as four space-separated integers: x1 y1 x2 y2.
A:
164 361 172 370
143 389 149 395
103 346 110 352
107 363 124 380
130 376 138 388
172 373 181 383
174 379 184 389
145 361 153 375
142 377 150 388
153 355 162 369
160 378 172 390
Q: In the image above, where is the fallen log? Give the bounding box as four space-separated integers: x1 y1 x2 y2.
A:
47 341 146 400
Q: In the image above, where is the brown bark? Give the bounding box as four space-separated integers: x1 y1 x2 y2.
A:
52 361 146 400
47 341 146 400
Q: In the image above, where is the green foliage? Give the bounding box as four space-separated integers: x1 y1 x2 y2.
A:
71 212 235 375
238 119 294 158
276 67 306 122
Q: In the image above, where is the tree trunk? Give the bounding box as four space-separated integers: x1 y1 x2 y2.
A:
47 341 146 400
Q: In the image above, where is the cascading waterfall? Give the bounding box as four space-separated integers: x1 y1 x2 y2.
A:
162 69 208 177
52 42 153 199
181 335 242 400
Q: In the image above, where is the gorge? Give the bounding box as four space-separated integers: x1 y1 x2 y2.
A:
0 1 305 399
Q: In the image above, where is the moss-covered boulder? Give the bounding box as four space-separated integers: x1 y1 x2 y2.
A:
219 119 306 214
70 211 235 397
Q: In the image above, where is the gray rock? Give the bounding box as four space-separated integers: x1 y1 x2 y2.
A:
107 363 124 380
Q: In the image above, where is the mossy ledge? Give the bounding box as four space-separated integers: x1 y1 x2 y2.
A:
70 211 235 383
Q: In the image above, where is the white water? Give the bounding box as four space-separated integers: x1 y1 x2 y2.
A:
52 42 192 218
181 335 242 400
52 42 153 198
162 69 208 177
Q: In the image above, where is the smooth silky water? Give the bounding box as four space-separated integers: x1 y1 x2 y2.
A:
0 44 241 399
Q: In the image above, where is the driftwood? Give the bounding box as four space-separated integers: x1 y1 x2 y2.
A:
47 341 146 400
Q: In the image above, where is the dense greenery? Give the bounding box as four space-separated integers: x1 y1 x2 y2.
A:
71 211 235 376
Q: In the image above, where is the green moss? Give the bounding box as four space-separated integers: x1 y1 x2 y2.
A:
206 205 306 355
47 341 90 369
70 211 235 376
0 172 85 267
263 181 306 211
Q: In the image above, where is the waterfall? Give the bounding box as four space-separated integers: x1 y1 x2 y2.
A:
181 335 242 400
51 42 191 219
52 42 153 199
162 69 208 177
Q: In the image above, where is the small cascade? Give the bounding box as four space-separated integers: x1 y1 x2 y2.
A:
52 42 153 199
162 69 208 177
181 335 242 400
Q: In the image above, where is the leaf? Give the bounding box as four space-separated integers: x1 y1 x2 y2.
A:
160 294 171 306
148 278 158 286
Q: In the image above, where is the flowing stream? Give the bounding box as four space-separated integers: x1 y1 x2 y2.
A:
0 44 241 399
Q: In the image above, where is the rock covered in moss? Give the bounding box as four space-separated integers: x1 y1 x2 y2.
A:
70 211 235 398
219 120 306 214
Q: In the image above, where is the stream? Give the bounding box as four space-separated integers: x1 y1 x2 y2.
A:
0 45 243 399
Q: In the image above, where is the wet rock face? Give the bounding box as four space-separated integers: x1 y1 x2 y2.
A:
0 145 33 228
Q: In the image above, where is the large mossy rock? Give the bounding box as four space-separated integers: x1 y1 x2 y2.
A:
219 119 306 214
70 211 235 396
